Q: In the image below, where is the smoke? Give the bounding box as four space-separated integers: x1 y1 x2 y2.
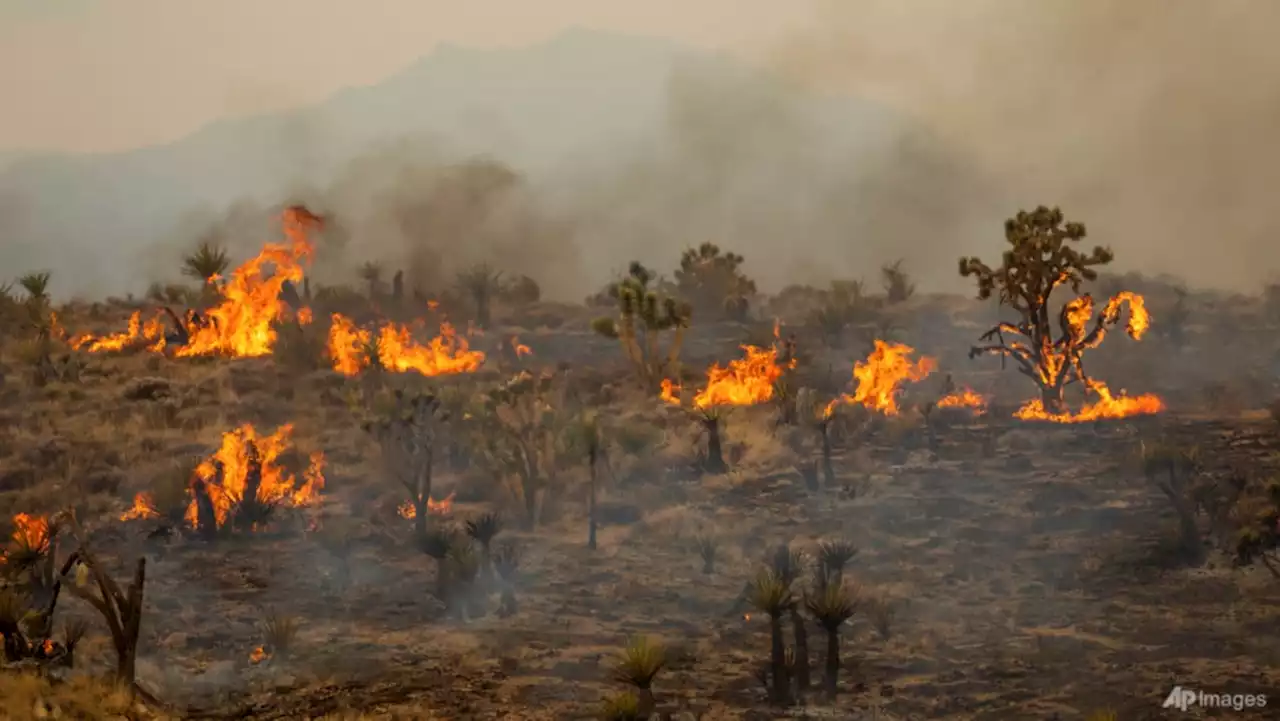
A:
764 0 1280 291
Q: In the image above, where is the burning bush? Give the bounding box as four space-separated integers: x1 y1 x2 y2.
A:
960 206 1163 422
328 313 485 378
120 423 325 539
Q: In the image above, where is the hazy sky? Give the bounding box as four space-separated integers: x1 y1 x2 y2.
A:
0 0 814 153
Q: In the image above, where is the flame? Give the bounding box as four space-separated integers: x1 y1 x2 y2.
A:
938 387 988 415
327 314 485 377
1012 290 1160 422
176 207 321 358
48 312 68 341
1015 379 1164 423
511 336 532 357
249 646 268 664
839 340 937 415
397 491 456 519
10 513 51 552
427 300 440 311
120 493 160 521
295 306 314 325
178 424 325 530
71 310 167 353
743 613 752 622
41 639 55 655
664 345 793 410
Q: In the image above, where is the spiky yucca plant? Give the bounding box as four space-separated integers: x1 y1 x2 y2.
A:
805 582 859 699
611 635 665 716
748 568 794 705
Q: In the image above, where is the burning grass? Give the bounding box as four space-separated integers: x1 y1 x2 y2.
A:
328 314 485 377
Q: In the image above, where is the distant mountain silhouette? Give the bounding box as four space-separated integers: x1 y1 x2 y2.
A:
0 28 986 298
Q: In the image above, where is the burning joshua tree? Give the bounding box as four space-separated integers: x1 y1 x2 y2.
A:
661 343 794 474
960 206 1162 421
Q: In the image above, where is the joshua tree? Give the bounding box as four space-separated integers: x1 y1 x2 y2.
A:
805 582 859 699
795 388 837 487
880 259 915 304
569 412 605 550
492 540 521 616
748 567 795 705
420 527 456 612
1139 441 1205 561
611 635 666 717
358 261 385 299
694 534 718 574
698 408 728 475
959 206 1147 415
181 241 230 286
464 512 503 580
592 262 692 390
816 538 858 590
455 263 504 329
18 271 52 306
477 371 571 529
363 390 447 543
674 242 757 320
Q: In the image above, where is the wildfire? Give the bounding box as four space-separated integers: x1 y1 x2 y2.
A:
71 310 167 353
837 340 937 416
249 646 268 664
662 344 793 410
398 492 456 519
177 207 322 357
157 424 326 531
7 513 51 553
327 314 486 377
938 387 988 415
120 493 160 522
1015 379 1164 422
511 336 532 358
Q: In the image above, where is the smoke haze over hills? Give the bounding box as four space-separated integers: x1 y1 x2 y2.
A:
1 1 1278 300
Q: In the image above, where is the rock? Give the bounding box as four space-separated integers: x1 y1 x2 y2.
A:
123 377 172 401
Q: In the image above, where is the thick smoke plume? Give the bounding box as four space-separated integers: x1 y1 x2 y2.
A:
767 0 1280 291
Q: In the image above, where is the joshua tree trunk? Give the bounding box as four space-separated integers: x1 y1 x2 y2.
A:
819 425 834 487
822 627 841 698
791 606 811 696
392 270 404 306
587 447 598 550
637 687 655 718
475 291 492 329
702 416 727 474
769 614 791 705
1038 378 1067 415
412 496 427 541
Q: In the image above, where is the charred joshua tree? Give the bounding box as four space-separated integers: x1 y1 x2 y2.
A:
698 408 728 475
591 262 692 391
748 567 795 705
1140 441 1206 561
358 261 385 300
447 541 482 621
805 581 860 699
492 540 521 617
611 635 666 718
795 388 837 487
455 263 504 329
816 539 858 590
420 526 457 614
880 259 915 305
959 206 1147 416
464 512 503 580
364 390 447 544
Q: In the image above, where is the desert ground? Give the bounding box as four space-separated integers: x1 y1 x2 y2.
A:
2 210 1279 721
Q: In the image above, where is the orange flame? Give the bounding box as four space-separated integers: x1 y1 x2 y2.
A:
511 336 532 358
179 424 325 530
120 493 160 522
10 513 51 552
397 491 456 519
937 387 988 415
327 314 485 377
838 340 936 415
176 207 321 358
663 345 793 410
249 646 268 664
1014 379 1164 423
71 310 167 353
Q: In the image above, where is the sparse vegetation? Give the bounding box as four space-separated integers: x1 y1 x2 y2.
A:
674 242 757 321
591 262 692 390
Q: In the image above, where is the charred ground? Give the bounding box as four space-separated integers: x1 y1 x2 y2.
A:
1 207 1278 720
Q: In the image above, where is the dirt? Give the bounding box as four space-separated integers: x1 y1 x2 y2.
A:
2 299 1279 721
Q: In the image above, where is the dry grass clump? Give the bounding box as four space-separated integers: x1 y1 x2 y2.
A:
0 673 146 720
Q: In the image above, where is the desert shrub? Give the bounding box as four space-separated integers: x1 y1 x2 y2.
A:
674 242 756 321
1200 469 1280 580
362 389 449 543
